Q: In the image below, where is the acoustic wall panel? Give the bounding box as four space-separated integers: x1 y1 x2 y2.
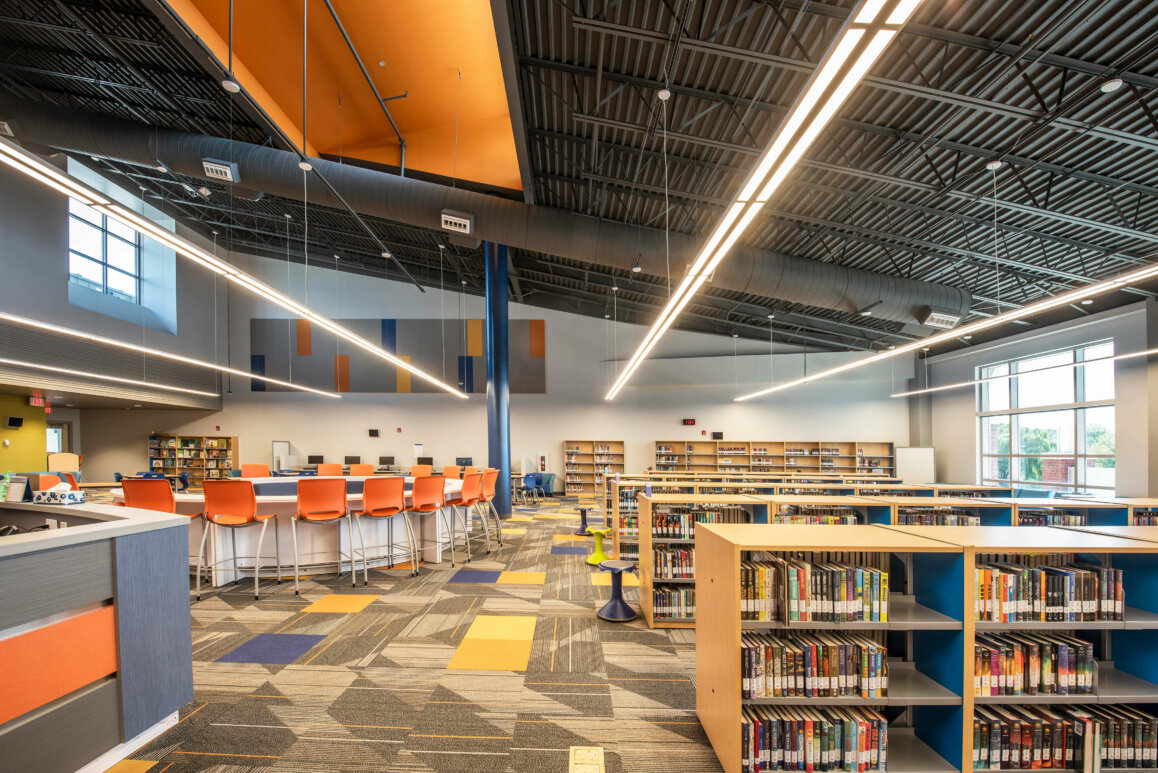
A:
249 318 547 394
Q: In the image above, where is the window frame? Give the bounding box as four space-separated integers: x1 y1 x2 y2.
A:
975 341 1115 494
68 199 141 303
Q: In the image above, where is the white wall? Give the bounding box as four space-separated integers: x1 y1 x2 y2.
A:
79 251 916 483
924 301 1158 496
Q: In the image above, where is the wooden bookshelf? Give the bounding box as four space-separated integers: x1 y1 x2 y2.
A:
696 523 966 773
148 433 238 483
863 495 1015 526
928 483 1013 498
1086 497 1158 525
654 440 897 474
1007 497 1131 527
563 440 624 495
698 521 1158 773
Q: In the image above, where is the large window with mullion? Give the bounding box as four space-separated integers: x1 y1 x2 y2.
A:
68 198 140 303
977 341 1115 493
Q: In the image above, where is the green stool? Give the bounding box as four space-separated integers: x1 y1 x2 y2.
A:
586 527 612 566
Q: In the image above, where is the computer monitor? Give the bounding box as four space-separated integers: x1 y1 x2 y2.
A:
307 455 324 465
344 455 360 465
456 457 472 466
417 456 434 466
379 456 395 466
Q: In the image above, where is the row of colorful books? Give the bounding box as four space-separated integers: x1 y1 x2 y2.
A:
973 704 1156 771
652 587 695 619
897 508 980 525
740 557 889 623
976 560 1124 622
741 705 887 773
651 506 748 539
654 547 694 579
741 633 887 699
975 632 1095 696
1018 510 1090 526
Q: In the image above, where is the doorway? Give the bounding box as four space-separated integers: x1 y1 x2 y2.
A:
47 422 71 454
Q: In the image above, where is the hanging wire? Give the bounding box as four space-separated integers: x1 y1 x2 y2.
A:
452 69 462 189
301 0 309 305
991 167 1001 312
661 96 671 297
733 333 739 397
440 246 446 382
769 321 774 384
285 214 292 383
613 289 619 383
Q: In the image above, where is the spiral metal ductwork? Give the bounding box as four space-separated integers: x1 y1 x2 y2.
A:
0 96 971 325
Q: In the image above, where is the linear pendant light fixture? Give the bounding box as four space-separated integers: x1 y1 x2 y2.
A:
603 0 924 400
0 356 219 397
735 255 1158 402
0 136 469 399
0 311 339 398
889 346 1158 399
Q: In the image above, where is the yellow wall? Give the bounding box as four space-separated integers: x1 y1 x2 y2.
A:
0 394 47 472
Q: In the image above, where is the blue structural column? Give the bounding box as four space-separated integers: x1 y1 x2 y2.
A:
485 241 512 516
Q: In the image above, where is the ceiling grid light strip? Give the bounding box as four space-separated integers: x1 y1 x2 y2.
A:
604 0 924 400
0 312 339 398
0 357 219 397
735 258 1158 401
0 136 468 398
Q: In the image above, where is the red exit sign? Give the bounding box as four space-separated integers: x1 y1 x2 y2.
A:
682 418 696 426
28 395 44 407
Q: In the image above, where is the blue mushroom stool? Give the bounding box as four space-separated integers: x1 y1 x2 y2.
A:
596 559 638 622
574 507 592 536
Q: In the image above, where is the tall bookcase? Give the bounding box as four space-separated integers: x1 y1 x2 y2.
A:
148 433 238 483
654 439 896 474
696 522 1158 773
563 440 624 495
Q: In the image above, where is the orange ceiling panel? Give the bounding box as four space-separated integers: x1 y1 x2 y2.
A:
174 0 522 191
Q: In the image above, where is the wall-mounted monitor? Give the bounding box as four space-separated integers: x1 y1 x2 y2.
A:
6 416 23 429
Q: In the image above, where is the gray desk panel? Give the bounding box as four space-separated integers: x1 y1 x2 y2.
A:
0 540 114 630
0 678 121 773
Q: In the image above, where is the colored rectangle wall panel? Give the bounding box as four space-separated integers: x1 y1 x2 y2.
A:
334 355 350 392
396 354 412 393
0 604 117 725
295 319 312 355
529 319 545 357
467 318 484 357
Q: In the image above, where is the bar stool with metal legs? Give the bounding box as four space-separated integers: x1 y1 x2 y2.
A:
478 468 504 547
353 476 418 581
291 477 363 594
442 465 462 480
405 475 465 567
450 471 488 555
195 479 281 601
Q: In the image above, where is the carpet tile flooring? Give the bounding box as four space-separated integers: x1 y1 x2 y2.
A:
116 497 723 772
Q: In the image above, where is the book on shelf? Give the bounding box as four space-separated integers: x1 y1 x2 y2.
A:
1018 509 1089 526
775 506 859 525
975 631 1095 696
653 586 694 620
740 705 887 773
973 703 1155 773
654 546 694 579
975 557 1123 623
1132 511 1158 526
740 557 888 624
741 632 888 699
897 507 979 525
652 505 748 539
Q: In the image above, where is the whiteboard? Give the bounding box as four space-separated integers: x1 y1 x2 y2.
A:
272 440 290 469
895 446 936 484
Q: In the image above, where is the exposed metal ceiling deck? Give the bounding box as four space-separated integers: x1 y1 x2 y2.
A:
1 0 1157 353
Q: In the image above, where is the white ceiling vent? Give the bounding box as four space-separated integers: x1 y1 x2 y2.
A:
440 209 475 235
201 158 239 183
918 306 962 330
0 120 14 138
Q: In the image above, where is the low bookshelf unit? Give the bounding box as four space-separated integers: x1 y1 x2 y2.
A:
148 433 238 484
563 440 624 495
654 440 897 475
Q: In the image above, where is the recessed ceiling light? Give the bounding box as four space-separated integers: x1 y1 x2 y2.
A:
381 251 391 258
631 261 642 273
298 161 312 172
612 285 619 292
221 78 241 93
767 313 775 320
657 88 671 101
1100 78 1124 93
985 160 1003 171
1081 298 1094 305
333 254 340 260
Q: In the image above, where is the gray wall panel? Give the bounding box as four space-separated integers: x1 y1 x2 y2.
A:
0 678 121 773
114 526 194 739
0 540 114 630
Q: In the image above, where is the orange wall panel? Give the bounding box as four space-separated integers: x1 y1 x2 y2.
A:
0 604 117 725
334 355 350 392
529 320 545 357
467 319 484 357
296 319 312 355
397 354 412 393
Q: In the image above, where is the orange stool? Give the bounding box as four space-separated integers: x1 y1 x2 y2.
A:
291 477 362 594
195 480 280 600
348 463 375 477
478 468 504 547
240 463 271 478
410 464 433 477
450 471 487 555
316 463 343 477
442 465 462 480
406 475 464 567
355 476 417 579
